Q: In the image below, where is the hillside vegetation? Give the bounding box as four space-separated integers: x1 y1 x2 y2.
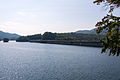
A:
16 32 103 42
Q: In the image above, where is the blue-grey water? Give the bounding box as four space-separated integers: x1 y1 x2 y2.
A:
0 41 120 80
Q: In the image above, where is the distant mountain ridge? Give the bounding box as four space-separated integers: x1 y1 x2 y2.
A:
0 30 20 40
75 28 97 34
75 28 107 35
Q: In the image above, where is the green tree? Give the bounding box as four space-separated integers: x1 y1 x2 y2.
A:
16 36 29 42
42 32 56 40
27 34 42 40
3 38 9 42
94 0 120 12
94 0 120 56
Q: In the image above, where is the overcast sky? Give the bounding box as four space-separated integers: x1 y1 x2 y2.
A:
0 0 119 35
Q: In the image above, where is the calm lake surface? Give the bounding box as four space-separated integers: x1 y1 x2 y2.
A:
0 41 120 80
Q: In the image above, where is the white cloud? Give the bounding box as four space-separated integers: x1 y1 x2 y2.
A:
0 21 32 35
17 11 37 17
17 12 26 16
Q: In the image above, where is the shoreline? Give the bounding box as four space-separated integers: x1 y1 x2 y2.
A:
29 40 102 47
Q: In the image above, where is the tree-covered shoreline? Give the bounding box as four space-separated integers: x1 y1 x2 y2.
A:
16 32 103 42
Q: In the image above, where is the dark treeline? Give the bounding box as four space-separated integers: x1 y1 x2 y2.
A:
16 32 102 42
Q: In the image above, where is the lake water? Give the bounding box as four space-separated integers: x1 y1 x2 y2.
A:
0 41 120 80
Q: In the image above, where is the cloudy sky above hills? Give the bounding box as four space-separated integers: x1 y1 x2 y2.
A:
0 0 119 35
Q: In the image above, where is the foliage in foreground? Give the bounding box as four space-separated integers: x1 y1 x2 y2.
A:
94 0 120 56
96 14 120 56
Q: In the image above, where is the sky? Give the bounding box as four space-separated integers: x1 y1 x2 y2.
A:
0 0 119 35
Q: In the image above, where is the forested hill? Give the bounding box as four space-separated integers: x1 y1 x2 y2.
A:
0 30 20 40
16 32 103 42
